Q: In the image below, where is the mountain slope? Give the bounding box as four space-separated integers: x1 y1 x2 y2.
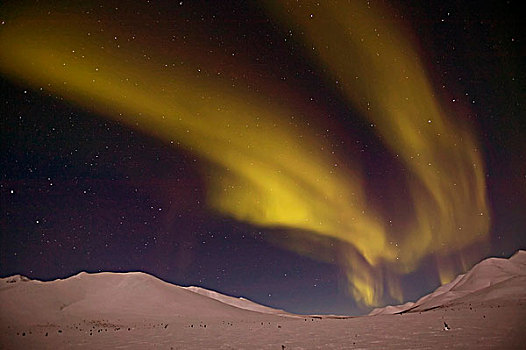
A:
369 250 526 315
183 286 287 315
0 271 289 325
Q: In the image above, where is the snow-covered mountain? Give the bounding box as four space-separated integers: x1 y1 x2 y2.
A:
0 271 289 325
369 250 526 315
1 254 525 349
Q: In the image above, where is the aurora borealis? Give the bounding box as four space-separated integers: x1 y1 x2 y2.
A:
0 0 524 314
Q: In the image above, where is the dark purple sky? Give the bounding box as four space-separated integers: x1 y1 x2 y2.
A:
0 0 524 315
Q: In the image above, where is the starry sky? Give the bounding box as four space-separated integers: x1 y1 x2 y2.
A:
0 0 524 315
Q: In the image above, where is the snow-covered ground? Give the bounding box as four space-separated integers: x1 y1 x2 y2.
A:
1 251 525 349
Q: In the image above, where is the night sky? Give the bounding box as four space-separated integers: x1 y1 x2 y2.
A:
0 0 524 315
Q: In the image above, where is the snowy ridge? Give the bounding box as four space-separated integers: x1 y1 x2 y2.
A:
183 286 288 315
0 271 290 324
369 250 526 315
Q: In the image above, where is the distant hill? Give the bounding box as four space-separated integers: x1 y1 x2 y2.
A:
0 271 290 325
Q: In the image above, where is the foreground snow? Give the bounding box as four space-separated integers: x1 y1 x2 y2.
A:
1 251 525 349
